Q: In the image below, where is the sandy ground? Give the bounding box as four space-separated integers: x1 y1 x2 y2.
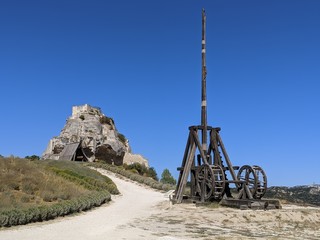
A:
1 168 320 240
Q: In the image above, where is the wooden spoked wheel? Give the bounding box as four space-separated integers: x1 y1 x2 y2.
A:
196 164 225 201
237 165 267 199
252 165 267 199
212 165 225 200
237 165 256 196
197 164 214 200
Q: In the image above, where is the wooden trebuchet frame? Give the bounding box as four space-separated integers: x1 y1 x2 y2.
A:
174 9 268 205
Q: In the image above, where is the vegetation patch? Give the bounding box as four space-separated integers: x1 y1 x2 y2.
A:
44 160 119 194
0 158 117 227
87 162 175 192
265 186 320 206
99 116 114 125
122 162 158 181
117 133 127 144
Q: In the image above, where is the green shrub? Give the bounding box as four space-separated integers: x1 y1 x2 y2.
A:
118 133 127 144
122 162 158 181
99 116 114 125
20 195 31 203
0 191 110 227
161 184 172 191
22 181 39 195
88 162 175 192
25 155 40 161
49 167 119 194
129 168 139 175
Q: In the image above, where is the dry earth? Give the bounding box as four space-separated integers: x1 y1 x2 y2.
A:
0 168 320 240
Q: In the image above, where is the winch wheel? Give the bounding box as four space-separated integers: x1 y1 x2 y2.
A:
237 165 267 199
252 165 267 199
197 164 214 200
212 165 225 200
237 165 256 196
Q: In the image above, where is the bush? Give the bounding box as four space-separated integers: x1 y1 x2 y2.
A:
25 155 40 161
118 133 127 144
88 162 175 192
99 116 114 125
147 167 159 181
122 163 158 181
0 191 110 227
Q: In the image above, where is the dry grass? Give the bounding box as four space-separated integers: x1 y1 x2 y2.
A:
0 158 110 211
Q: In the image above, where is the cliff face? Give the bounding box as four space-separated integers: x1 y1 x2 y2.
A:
42 104 148 167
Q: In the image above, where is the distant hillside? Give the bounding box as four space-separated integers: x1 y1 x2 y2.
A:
264 185 320 206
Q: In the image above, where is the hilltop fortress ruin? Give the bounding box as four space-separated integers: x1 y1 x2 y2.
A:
42 104 148 167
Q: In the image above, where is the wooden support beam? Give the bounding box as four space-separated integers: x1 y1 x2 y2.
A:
176 133 191 191
209 129 222 166
244 184 254 199
191 129 209 165
175 134 197 203
216 133 238 183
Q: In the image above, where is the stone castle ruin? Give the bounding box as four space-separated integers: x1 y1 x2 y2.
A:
42 104 148 167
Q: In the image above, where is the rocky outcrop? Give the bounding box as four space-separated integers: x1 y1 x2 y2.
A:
42 104 148 167
123 153 149 168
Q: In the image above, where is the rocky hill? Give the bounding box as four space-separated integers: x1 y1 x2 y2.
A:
265 184 320 206
42 104 148 167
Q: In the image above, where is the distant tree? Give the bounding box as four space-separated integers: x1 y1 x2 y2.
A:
123 163 158 181
0 154 4 158
147 167 158 181
160 168 176 185
25 155 40 161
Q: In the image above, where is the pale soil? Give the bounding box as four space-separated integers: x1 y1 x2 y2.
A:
1 168 320 240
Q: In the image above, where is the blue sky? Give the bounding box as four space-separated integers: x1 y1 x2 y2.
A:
0 0 319 187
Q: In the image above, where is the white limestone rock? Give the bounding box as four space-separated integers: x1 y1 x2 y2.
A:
123 153 149 168
42 104 148 166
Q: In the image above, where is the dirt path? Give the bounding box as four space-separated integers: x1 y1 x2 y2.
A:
1 169 320 239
